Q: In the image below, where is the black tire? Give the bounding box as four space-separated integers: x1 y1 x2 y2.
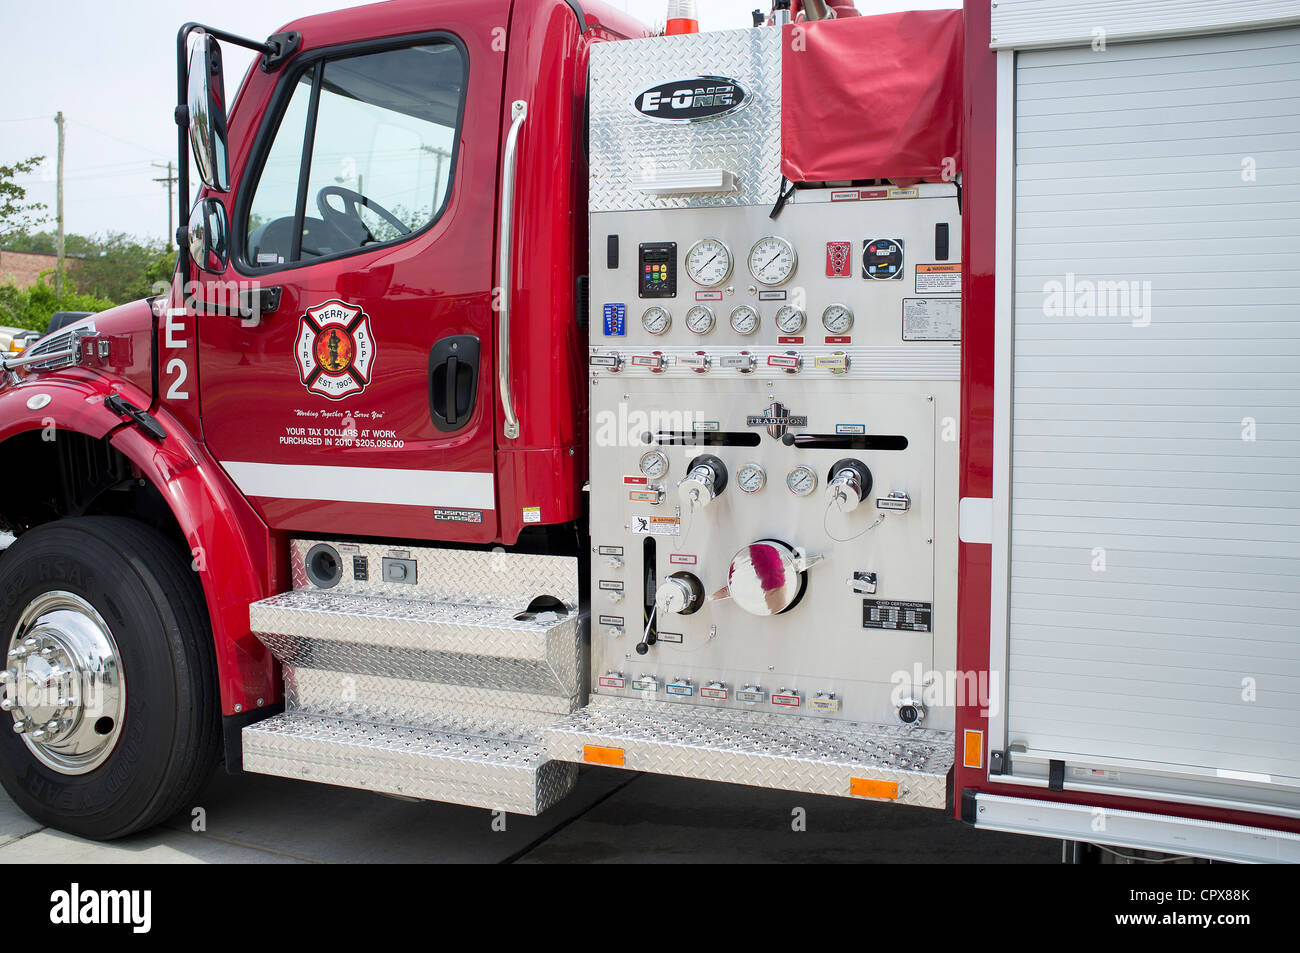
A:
0 517 220 840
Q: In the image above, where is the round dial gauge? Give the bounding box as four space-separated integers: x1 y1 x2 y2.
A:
748 236 797 287
639 450 669 480
685 305 716 335
775 305 806 335
729 305 760 336
642 306 671 335
821 303 854 335
786 465 818 497
685 238 733 287
737 463 767 494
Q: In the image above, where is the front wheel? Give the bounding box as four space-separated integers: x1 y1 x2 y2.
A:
0 517 220 840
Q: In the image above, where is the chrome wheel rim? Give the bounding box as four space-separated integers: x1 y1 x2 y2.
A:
2 591 125 774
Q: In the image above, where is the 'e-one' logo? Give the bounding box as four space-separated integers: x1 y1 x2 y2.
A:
633 76 749 123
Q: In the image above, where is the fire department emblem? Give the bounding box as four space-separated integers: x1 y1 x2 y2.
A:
294 299 376 400
826 242 852 278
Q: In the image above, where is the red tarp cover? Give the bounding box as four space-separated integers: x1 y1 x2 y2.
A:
781 10 964 185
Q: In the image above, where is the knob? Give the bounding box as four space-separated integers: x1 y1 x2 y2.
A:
676 454 728 511
826 458 873 513
655 572 704 615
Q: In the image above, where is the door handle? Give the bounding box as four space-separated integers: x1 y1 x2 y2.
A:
497 99 527 441
429 335 480 433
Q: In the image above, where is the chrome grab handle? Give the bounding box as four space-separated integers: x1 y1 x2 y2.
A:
497 100 527 441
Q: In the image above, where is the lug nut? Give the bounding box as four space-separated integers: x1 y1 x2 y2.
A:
39 645 56 659
7 647 26 660
0 698 15 712
0 669 13 684
12 720 27 734
30 728 46 740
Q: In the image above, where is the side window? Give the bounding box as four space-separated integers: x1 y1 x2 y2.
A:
244 41 465 268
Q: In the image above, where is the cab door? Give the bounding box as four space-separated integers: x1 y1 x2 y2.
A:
195 7 507 544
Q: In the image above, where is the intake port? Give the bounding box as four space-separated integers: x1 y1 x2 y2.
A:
304 543 343 589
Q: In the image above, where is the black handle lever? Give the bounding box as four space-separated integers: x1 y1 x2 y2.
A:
429 335 480 433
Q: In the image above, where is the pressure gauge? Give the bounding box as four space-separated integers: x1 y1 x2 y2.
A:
642 306 671 335
737 463 767 494
748 236 797 286
639 450 669 480
729 305 760 336
786 465 818 497
685 238 732 287
774 305 806 335
685 305 716 335
821 303 854 335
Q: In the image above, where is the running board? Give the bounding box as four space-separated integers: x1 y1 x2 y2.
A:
544 698 953 809
243 712 576 815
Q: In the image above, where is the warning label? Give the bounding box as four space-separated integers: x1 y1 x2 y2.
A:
630 514 681 536
915 263 961 294
902 298 961 342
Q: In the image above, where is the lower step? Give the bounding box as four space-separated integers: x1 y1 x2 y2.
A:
243 712 577 816
544 699 953 809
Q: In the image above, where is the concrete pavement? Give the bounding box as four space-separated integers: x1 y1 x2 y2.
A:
0 767 1060 863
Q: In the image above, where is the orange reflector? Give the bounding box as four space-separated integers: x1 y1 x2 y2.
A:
583 745 625 767
963 729 984 769
849 777 899 800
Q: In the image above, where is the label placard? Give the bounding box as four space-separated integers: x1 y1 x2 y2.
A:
902 298 961 342
862 599 933 633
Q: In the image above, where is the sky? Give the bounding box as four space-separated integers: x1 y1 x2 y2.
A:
0 0 958 242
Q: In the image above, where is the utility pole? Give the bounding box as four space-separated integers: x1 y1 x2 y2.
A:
153 160 177 241
55 111 65 295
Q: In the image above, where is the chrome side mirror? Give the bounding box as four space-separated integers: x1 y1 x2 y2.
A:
187 198 230 273
187 32 230 192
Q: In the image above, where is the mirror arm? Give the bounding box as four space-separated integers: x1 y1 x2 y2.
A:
174 21 289 264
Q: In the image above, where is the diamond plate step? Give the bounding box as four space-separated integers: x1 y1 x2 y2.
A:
543 699 953 808
242 712 577 815
249 588 582 699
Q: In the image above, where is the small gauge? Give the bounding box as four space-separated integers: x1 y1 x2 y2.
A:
786 465 818 497
775 305 806 335
685 305 716 335
642 306 671 335
730 305 760 336
748 236 798 287
737 463 767 494
821 303 854 335
639 450 669 480
685 238 733 287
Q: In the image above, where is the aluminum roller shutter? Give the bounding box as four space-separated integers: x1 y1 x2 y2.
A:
1004 27 1300 801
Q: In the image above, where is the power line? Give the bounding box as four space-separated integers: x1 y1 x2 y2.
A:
66 118 165 158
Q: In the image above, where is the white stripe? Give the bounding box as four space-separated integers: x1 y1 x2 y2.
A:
221 462 495 510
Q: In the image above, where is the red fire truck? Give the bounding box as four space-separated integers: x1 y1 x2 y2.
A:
1 0 1297 862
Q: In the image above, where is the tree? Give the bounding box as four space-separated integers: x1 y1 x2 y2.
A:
0 155 48 244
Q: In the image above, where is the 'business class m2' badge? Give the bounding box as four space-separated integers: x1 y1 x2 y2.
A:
294 299 376 400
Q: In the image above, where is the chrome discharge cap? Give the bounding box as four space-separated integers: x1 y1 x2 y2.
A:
711 540 822 617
